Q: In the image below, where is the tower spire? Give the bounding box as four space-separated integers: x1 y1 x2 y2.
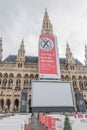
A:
17 39 25 62
85 44 87 66
41 9 53 36
0 37 3 62
66 41 75 64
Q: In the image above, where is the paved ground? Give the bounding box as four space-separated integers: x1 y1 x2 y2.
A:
26 115 48 130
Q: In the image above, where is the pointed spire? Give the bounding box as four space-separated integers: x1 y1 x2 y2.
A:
66 41 75 64
0 37 2 44
66 41 71 56
17 39 25 62
85 44 87 65
41 9 53 36
0 37 3 62
66 41 69 48
21 39 24 45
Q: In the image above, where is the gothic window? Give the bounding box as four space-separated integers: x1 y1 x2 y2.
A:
16 79 21 87
84 81 87 88
6 99 11 110
8 79 13 88
35 74 38 79
9 73 14 78
65 75 70 81
3 79 7 87
29 80 32 87
30 80 31 84
14 99 19 111
24 80 28 88
18 63 22 68
24 74 29 78
72 75 76 80
70 66 74 70
79 81 83 89
61 75 65 80
4 73 8 78
17 73 21 78
30 74 34 79
73 80 77 87
78 76 82 80
0 99 4 109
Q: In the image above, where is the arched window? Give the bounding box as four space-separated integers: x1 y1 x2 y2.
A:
14 99 19 111
17 73 21 78
6 99 11 110
0 99 4 110
24 74 29 78
35 74 38 79
9 73 14 78
4 73 8 78
61 75 65 80
84 81 87 88
3 79 7 87
18 63 22 68
79 81 83 89
30 74 34 79
16 79 21 87
8 79 13 88
72 75 76 80
73 80 77 87
65 75 70 81
24 80 28 88
78 76 82 80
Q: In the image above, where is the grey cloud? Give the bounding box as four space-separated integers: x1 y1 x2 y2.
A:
0 0 87 64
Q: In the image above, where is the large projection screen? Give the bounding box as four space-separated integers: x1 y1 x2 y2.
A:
31 80 75 112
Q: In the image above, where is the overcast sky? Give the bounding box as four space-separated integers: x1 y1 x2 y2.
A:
0 0 87 64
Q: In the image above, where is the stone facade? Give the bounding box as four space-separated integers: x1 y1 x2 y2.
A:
0 10 87 112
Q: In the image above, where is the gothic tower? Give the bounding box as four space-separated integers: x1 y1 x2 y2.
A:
16 39 25 67
0 37 3 62
85 44 87 66
65 42 75 65
41 9 53 36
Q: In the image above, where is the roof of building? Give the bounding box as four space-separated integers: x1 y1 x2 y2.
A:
3 55 38 63
2 55 83 65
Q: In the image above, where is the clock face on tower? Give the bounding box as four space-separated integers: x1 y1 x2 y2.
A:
40 38 54 51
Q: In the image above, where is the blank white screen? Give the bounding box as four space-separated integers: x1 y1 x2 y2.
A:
31 81 74 107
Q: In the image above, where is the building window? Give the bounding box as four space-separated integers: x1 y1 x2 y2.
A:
8 79 13 88
6 99 11 110
9 73 14 78
24 80 28 88
61 75 64 80
35 74 38 79
17 73 21 78
30 74 34 79
65 75 70 81
3 79 7 88
24 74 29 78
0 99 4 110
4 73 8 78
16 79 21 87
79 81 83 90
73 80 77 87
